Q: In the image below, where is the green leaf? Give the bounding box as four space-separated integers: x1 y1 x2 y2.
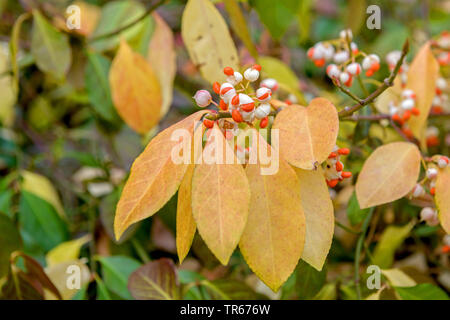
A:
395 284 449 300
0 214 21 277
128 258 179 300
249 0 299 39
295 260 327 299
31 10 71 78
97 255 141 300
0 189 13 218
18 191 69 252
372 221 415 268
347 192 370 225
207 279 268 300
95 275 112 300
85 52 121 123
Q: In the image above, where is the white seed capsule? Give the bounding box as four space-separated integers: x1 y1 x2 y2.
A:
401 89 415 99
339 72 350 84
312 42 326 59
426 167 438 179
401 98 415 110
255 103 271 119
420 207 436 222
432 95 443 106
339 29 353 41
333 51 349 64
438 157 449 168
426 126 439 138
444 235 450 246
436 77 447 90
326 64 340 78
412 184 425 198
362 54 380 70
324 45 335 61
244 68 259 82
193 90 211 107
386 50 402 66
346 62 361 76
227 71 243 85
389 104 398 116
260 78 279 92
256 87 272 102
240 110 255 122
220 83 236 104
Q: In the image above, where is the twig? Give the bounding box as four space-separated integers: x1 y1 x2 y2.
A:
89 0 167 42
335 219 361 235
338 40 409 118
204 110 277 121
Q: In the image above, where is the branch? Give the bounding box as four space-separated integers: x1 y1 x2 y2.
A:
342 111 450 122
338 39 409 118
88 0 167 42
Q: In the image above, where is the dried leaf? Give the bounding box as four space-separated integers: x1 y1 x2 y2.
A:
109 40 162 133
240 130 305 292
114 111 207 240
272 98 339 170
148 13 176 117
295 167 334 271
191 124 250 265
176 165 196 263
436 167 450 234
356 142 421 209
406 42 439 145
181 0 239 84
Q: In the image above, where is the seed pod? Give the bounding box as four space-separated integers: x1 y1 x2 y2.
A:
260 78 279 92
411 183 425 198
232 109 243 122
333 51 349 64
193 90 212 107
346 62 361 76
244 67 259 82
401 98 415 110
420 207 436 222
223 67 234 76
340 29 353 41
203 118 214 128
255 103 271 119
227 71 243 85
219 83 236 104
237 93 255 112
426 167 438 179
326 64 340 78
259 116 269 128
256 87 272 102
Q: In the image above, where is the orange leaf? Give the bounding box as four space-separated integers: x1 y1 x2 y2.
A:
295 167 334 271
148 13 176 118
176 164 196 263
240 129 305 292
356 142 421 209
436 167 450 234
109 40 162 133
191 124 250 265
272 97 339 170
114 110 207 240
406 42 439 145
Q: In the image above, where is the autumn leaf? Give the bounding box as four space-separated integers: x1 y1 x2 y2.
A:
181 0 239 84
240 129 305 292
436 166 450 234
109 40 162 134
114 110 207 240
45 235 91 267
356 142 421 209
191 124 250 265
176 165 196 263
148 13 176 118
272 97 339 170
294 167 334 271
406 42 439 146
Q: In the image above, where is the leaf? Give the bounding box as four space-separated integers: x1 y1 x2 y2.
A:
128 258 179 300
347 191 370 225
372 221 415 268
395 283 449 300
259 56 305 104
19 191 69 252
176 165 196 264
45 235 90 267
147 12 176 118
89 0 148 52
114 110 207 239
381 269 416 287
207 279 267 300
97 255 142 300
223 0 258 58
344 0 366 34
406 42 439 145
192 124 250 265
0 49 16 127
355 142 421 209
21 170 65 218
272 98 339 170
85 52 120 123
249 0 299 39
240 129 305 291
294 260 327 300
436 166 450 234
0 214 21 278
31 10 71 78
181 0 239 84
109 40 162 133
295 167 334 271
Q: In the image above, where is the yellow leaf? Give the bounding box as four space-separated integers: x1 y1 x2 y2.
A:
46 235 91 267
148 13 176 118
181 0 239 84
294 167 334 271
356 142 421 209
0 49 16 127
374 85 401 114
381 268 416 287
191 124 250 265
176 164 196 263
436 166 450 234
114 110 208 240
240 129 305 292
259 56 305 104
406 42 439 145
45 259 90 300
272 98 339 170
21 171 66 218
109 40 162 133
366 287 384 300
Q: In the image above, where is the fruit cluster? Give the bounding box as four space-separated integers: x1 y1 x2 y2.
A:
389 89 420 138
323 146 352 188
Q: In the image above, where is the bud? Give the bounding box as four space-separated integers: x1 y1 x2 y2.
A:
420 207 438 225
193 90 212 107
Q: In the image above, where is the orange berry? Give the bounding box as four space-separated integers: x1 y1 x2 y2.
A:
442 245 450 254
430 187 436 196
314 59 325 67
365 69 374 77
426 136 439 147
327 179 339 188
219 99 228 110
402 127 413 138
341 171 352 179
260 117 269 128
213 82 221 94
411 107 420 116
402 110 411 121
328 152 338 158
232 109 243 123
223 67 234 76
335 161 343 172
240 102 255 112
231 95 240 106
338 148 350 155
203 118 214 128
252 64 262 71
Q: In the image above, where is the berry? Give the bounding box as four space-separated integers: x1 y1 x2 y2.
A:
426 167 438 179
232 109 243 122
346 62 361 76
244 67 260 82
223 67 234 76
260 78 279 92
256 87 272 102
219 99 228 110
203 118 214 128
255 103 271 119
260 117 269 128
327 179 339 188
341 171 352 179
326 64 340 79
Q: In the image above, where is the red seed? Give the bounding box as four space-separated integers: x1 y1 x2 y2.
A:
231 95 240 105
219 99 228 110
232 109 243 122
223 67 234 76
203 118 214 128
240 102 255 112
220 86 232 95
430 187 436 196
252 64 262 71
327 179 339 188
314 59 325 67
213 82 221 94
402 110 411 121
341 171 352 179
426 136 439 147
411 107 420 116
335 161 343 172
328 152 337 158
338 148 350 155
260 117 269 128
